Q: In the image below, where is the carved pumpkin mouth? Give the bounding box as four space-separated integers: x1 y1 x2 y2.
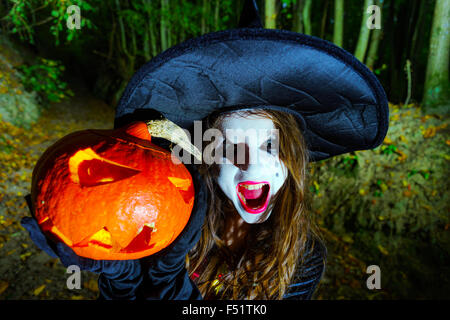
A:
74 225 157 253
33 122 195 260
39 217 157 253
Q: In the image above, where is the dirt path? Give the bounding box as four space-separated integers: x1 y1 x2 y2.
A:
0 78 114 299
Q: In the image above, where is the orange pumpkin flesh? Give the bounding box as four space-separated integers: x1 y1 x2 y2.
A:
31 121 194 260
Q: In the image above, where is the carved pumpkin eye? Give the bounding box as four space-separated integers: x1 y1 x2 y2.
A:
168 176 194 204
69 148 141 187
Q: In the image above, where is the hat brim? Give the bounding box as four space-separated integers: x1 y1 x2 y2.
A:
115 28 389 161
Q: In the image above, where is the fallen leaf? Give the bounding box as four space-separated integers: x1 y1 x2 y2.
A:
423 127 436 138
342 235 354 244
20 252 32 261
33 284 46 296
0 281 9 295
84 279 98 292
377 244 389 256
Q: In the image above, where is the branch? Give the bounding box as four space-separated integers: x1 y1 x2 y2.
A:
7 15 53 34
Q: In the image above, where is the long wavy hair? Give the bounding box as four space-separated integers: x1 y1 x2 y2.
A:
187 108 322 299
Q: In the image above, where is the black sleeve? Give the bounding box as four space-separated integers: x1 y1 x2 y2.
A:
97 261 144 300
283 239 327 300
96 161 207 300
134 163 207 300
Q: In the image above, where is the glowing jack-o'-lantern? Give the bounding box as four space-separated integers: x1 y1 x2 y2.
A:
31 121 195 260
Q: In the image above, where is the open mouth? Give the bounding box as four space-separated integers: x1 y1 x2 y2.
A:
236 181 270 214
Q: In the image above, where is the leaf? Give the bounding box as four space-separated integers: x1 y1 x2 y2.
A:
0 281 9 295
20 252 32 261
342 235 354 244
33 284 46 296
84 279 98 292
377 244 389 256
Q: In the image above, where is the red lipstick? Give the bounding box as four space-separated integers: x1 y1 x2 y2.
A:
236 181 270 214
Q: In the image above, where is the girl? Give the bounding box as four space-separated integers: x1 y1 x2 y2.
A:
188 108 326 299
22 0 389 300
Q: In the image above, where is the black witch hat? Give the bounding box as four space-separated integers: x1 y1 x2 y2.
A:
115 0 389 162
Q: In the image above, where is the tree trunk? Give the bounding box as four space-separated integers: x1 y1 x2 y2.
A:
143 28 151 61
303 0 312 35
115 0 129 57
365 0 384 70
365 28 382 70
160 0 169 51
149 18 157 56
201 0 211 34
422 0 450 109
293 0 305 33
354 0 374 62
265 0 277 29
320 0 329 39
142 0 157 57
214 0 220 30
410 0 426 58
333 0 344 47
405 0 419 58
167 0 172 48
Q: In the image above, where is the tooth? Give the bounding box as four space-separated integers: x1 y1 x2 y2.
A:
238 192 246 204
240 183 268 190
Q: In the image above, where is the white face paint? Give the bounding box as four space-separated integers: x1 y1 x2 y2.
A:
216 113 288 224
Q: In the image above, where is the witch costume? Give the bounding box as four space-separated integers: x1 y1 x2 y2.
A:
21 0 389 300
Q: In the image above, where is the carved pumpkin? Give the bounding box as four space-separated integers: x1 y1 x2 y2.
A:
31 121 195 260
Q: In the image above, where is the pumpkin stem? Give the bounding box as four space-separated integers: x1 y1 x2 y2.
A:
146 119 202 162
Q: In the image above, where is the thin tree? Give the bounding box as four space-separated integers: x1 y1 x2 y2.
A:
354 0 374 62
422 0 450 109
333 0 344 47
265 0 277 29
160 0 169 51
293 0 305 33
214 0 220 30
365 0 383 70
303 0 312 35
201 0 211 34
320 0 330 39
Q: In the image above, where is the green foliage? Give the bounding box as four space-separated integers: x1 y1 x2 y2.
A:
3 0 35 43
311 102 450 297
0 0 442 106
48 0 95 45
17 58 73 105
313 103 449 239
3 0 95 45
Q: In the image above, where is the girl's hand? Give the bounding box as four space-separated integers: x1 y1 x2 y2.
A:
137 163 207 300
21 196 143 300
